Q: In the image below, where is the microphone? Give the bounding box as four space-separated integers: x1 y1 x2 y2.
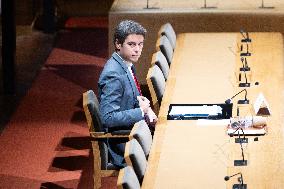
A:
240 43 251 56
224 172 247 189
239 59 250 88
201 0 217 9
240 29 251 43
229 123 247 138
234 134 248 166
259 0 274 9
228 124 248 143
144 0 159 9
224 172 241 181
239 57 250 71
240 29 251 56
225 89 249 105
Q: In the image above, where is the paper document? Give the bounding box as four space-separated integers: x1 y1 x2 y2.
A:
227 128 266 135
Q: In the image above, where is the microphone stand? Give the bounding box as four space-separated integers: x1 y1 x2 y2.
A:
259 0 274 9
224 172 247 189
239 60 251 88
229 126 248 143
240 57 250 71
240 43 251 56
144 0 159 9
240 30 251 57
201 0 217 9
234 132 248 166
234 173 247 189
240 30 251 43
225 89 249 105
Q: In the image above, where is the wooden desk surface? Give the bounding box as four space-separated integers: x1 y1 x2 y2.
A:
142 32 284 188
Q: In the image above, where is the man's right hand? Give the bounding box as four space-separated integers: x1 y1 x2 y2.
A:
137 96 150 114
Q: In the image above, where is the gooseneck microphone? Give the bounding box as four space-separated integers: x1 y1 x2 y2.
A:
224 172 247 189
234 134 248 166
240 29 251 43
239 57 250 87
201 0 217 9
144 0 159 9
240 29 251 56
240 57 250 71
228 125 248 143
237 128 248 143
259 0 275 9
224 172 242 181
240 43 251 57
225 89 249 105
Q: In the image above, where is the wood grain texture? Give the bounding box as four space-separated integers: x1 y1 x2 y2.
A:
142 32 284 188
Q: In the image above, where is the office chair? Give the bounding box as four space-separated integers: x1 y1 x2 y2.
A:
158 23 176 49
83 90 130 189
129 120 153 159
151 50 170 79
124 139 148 184
146 64 166 114
156 35 174 65
117 165 141 189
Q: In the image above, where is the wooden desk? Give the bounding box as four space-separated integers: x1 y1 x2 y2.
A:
109 1 284 85
142 33 284 188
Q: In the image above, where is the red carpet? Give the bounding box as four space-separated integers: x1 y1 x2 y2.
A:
0 17 117 189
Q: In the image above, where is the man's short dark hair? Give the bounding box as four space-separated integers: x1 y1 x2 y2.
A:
113 20 147 46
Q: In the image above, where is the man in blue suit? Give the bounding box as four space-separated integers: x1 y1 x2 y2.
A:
98 20 157 168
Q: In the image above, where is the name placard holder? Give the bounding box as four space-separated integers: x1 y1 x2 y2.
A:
254 93 271 116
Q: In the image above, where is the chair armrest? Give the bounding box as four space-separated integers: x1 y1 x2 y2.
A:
90 131 130 139
111 130 131 135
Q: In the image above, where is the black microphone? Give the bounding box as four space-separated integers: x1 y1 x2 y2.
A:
259 0 274 9
229 125 248 143
225 172 247 189
240 29 251 56
201 0 217 9
144 0 159 9
225 89 249 105
240 29 251 43
239 59 250 87
234 135 248 166
240 43 251 56
240 57 250 71
224 172 242 181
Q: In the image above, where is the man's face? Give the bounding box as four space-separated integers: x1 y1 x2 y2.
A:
115 34 144 63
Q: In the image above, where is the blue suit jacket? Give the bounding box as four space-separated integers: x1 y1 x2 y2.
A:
98 53 144 167
98 52 144 131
